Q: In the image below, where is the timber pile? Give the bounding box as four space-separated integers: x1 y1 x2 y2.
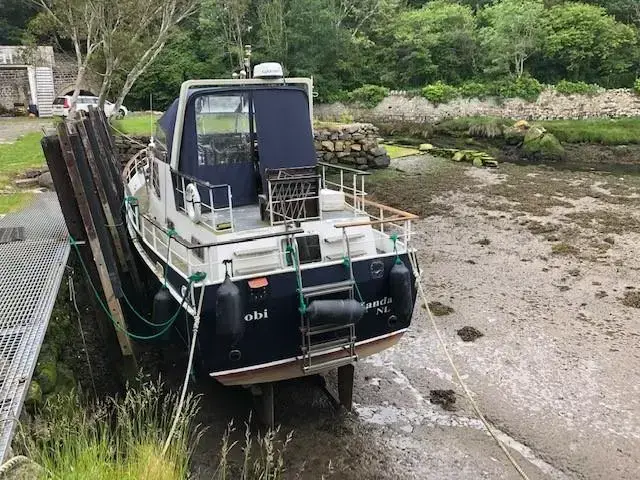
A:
40 108 141 365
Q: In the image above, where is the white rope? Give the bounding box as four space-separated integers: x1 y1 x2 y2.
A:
407 250 531 480
162 280 206 455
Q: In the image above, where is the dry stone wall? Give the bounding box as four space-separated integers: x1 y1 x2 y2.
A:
116 124 390 170
315 88 640 124
314 123 389 169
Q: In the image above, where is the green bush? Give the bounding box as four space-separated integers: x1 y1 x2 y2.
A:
458 81 491 99
493 76 543 102
634 79 640 95
555 80 600 96
421 81 459 104
348 84 389 107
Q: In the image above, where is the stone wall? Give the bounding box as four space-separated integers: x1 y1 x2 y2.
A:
115 125 390 169
314 123 389 169
315 88 640 124
53 53 100 96
0 68 30 111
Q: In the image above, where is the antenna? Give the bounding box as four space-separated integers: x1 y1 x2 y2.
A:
149 93 154 140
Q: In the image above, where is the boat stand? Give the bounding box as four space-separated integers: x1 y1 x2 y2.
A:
251 365 355 429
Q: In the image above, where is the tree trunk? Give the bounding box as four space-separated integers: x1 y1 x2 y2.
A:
69 64 86 116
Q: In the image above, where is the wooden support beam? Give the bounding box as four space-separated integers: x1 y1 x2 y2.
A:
57 122 135 359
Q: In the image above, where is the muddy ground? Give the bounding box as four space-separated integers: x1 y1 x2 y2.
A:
159 155 634 479
42 152 640 478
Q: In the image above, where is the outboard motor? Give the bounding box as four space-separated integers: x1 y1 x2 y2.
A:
215 272 245 343
306 299 365 327
389 259 413 321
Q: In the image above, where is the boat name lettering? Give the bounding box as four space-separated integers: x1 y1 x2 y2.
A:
365 296 393 315
244 309 269 322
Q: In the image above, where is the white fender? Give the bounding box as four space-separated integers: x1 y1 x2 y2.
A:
185 183 202 223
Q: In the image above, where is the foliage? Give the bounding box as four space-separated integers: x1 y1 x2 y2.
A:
480 0 546 78
554 80 600 95
392 0 478 86
383 144 420 158
492 75 544 101
635 79 640 95
540 118 640 144
421 81 459 104
348 84 389 107
458 81 491 99
543 2 638 85
18 377 202 480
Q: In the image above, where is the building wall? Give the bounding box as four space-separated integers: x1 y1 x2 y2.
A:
0 67 30 111
52 54 100 96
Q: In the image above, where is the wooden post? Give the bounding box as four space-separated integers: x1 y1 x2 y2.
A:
57 122 135 360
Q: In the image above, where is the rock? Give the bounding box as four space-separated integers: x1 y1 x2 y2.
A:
25 381 43 409
419 143 434 151
321 140 334 152
472 157 483 167
514 119 530 129
14 178 38 188
369 154 390 168
452 151 466 162
55 363 75 392
352 133 364 141
523 131 565 161
36 358 57 394
370 146 386 157
336 151 350 159
323 152 335 162
503 126 526 145
334 141 344 152
351 143 362 152
524 125 546 142
37 172 54 189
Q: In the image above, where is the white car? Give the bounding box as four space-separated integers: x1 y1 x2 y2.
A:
52 95 129 118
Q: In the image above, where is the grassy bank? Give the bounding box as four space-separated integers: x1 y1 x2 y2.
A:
540 118 640 145
111 113 160 136
433 115 640 145
0 132 45 213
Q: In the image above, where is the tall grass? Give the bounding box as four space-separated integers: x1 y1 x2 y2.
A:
18 376 203 480
540 118 640 145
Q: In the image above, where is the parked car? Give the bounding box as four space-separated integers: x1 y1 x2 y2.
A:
52 95 129 118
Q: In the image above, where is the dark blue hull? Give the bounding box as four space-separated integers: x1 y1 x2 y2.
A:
137 237 416 383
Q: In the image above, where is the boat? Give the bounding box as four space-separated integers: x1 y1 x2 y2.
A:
121 62 418 421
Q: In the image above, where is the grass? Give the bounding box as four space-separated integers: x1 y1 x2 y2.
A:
540 118 640 145
382 143 420 159
0 132 45 214
18 376 202 480
111 113 160 136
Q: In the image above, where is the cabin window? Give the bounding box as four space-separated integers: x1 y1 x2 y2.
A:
195 93 253 166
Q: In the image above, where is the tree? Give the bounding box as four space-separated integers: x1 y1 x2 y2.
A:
107 0 198 113
543 2 638 85
480 0 546 78
0 0 38 44
392 1 479 86
32 0 102 112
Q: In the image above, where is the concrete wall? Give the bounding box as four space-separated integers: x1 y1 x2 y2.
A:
315 88 640 124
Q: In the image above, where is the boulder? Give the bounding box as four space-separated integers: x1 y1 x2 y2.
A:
419 143 434 151
370 146 386 157
370 154 390 168
503 126 526 145
522 132 565 161
524 125 546 143
38 172 54 189
321 140 335 152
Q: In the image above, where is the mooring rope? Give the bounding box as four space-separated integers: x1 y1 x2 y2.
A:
68 274 98 399
406 249 531 480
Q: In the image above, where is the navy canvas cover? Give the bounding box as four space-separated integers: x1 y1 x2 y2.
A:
252 88 316 176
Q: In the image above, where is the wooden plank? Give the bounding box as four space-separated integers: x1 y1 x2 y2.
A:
81 117 144 294
41 135 126 358
76 119 128 272
57 122 135 359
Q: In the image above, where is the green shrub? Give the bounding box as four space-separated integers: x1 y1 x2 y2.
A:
634 79 640 95
458 81 491 99
493 76 543 102
421 81 459 104
555 80 600 96
348 84 389 107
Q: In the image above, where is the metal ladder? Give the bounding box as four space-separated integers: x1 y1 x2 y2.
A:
291 230 359 374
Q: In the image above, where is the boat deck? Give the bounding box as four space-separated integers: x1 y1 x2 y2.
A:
0 193 69 461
